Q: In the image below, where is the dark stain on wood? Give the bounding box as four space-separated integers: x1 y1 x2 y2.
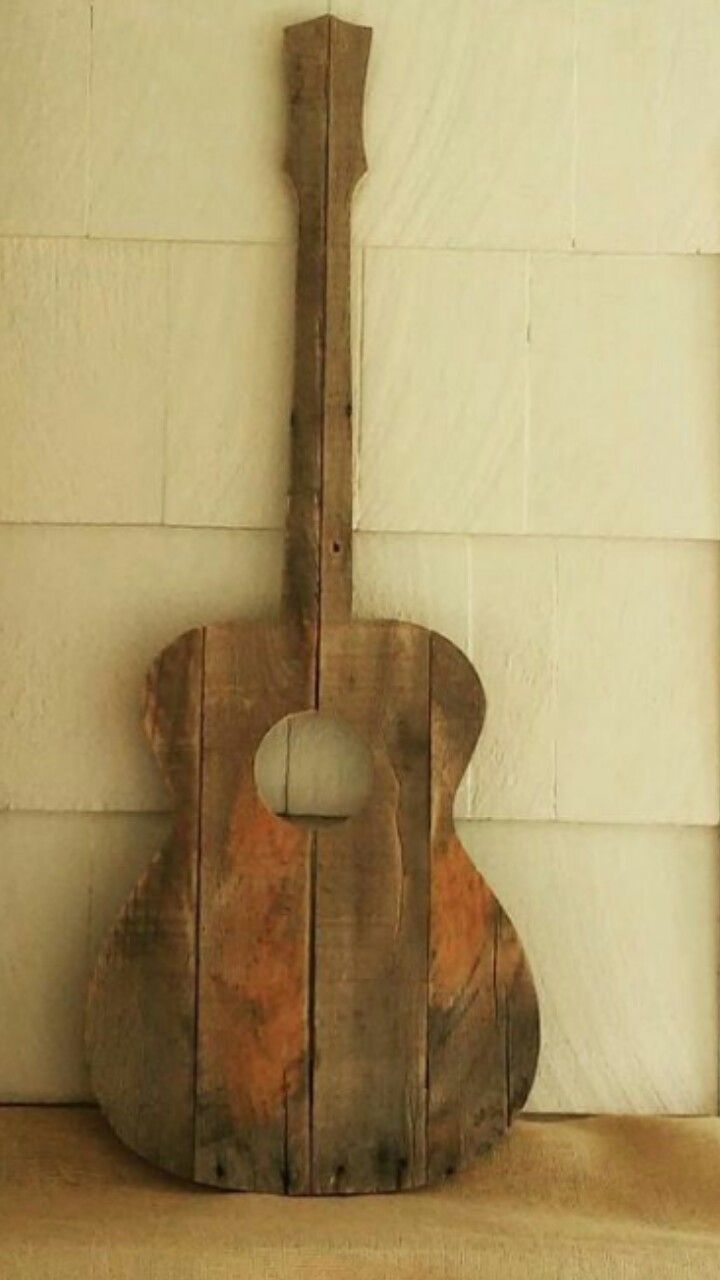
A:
86 14 540 1195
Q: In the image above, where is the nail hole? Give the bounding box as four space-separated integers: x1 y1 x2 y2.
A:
332 539 341 554
215 1160 225 1180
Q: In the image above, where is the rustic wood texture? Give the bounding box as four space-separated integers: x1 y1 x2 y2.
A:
281 17 326 629
427 632 539 1181
86 13 540 1194
282 16 368 630
86 628 203 1179
317 16 369 629
313 621 429 1192
194 620 315 1193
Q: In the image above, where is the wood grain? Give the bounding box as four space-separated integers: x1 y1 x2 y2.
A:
194 621 315 1193
427 631 539 1179
318 17 369 629
87 629 203 1178
282 15 369 629
313 621 429 1192
86 14 540 1193
281 16 326 630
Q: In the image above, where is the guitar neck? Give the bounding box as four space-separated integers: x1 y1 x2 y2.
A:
282 16 371 630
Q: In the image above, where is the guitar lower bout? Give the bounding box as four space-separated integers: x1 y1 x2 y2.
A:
87 619 539 1193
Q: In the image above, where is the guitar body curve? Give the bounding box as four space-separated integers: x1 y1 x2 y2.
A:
87 617 539 1192
87 14 540 1196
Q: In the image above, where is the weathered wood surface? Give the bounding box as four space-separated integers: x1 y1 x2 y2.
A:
317 16 369 629
281 16 326 630
427 632 539 1181
86 629 202 1179
314 621 429 1192
282 16 368 630
194 621 315 1194
87 13 540 1194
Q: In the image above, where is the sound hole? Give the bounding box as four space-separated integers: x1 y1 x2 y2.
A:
254 712 373 827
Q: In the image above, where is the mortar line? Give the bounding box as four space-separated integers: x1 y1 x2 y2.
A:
570 0 579 249
82 4 95 236
522 251 532 533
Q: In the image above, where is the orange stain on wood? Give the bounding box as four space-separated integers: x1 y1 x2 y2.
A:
431 833 495 1008
202 785 309 1123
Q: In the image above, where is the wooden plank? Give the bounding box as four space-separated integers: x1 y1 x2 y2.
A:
86 628 202 1179
194 621 315 1193
319 17 371 629
427 632 539 1180
313 620 429 1192
303 10 432 1198
281 17 327 629
282 16 370 632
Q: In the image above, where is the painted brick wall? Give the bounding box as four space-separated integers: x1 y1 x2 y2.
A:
1 0 719 1115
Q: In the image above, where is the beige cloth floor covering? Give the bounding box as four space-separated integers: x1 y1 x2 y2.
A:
1 1107 719 1278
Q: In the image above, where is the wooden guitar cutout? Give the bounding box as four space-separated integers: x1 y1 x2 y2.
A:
87 15 540 1195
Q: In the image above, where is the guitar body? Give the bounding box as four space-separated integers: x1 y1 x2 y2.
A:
87 16 539 1194
88 617 538 1192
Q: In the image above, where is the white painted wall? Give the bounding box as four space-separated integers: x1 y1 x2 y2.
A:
1 0 718 1115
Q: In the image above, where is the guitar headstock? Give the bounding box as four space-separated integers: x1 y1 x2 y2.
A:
284 15 371 203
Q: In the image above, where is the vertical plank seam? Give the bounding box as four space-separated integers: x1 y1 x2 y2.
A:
307 828 318 1192
309 19 333 1193
425 633 433 1185
570 0 579 249
354 244 367 537
192 626 206 1175
281 1071 290 1192
522 252 531 534
317 17 332 653
552 544 560 820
